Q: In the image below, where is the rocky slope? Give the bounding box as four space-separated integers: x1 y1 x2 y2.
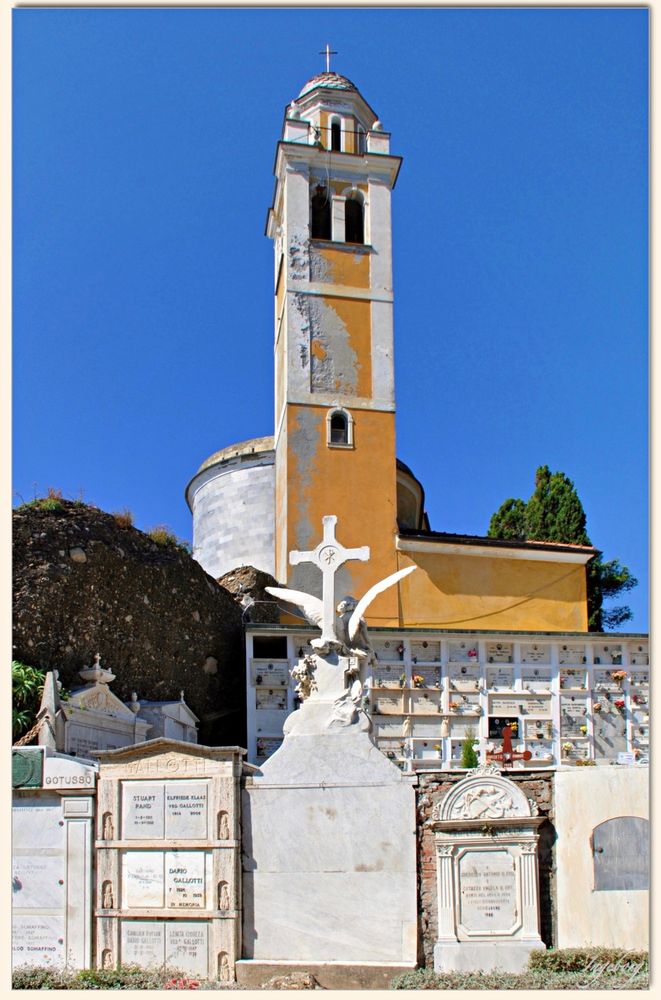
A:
13 500 251 746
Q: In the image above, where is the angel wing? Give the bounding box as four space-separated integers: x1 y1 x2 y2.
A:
265 586 324 629
348 566 416 642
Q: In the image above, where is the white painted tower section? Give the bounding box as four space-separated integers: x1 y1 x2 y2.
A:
186 437 275 580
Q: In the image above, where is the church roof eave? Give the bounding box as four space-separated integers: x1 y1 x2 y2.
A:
397 529 599 565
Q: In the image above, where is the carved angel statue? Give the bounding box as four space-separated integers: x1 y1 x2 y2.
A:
265 565 415 661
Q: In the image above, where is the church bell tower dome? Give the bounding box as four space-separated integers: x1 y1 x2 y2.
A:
298 71 359 97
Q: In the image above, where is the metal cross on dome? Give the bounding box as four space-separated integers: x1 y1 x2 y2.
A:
289 515 369 645
319 43 338 73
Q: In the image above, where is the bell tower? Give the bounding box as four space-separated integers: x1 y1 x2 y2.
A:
266 65 403 619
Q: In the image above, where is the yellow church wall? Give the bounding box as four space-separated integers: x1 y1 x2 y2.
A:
282 404 399 621
394 548 589 632
315 244 370 288
310 296 372 399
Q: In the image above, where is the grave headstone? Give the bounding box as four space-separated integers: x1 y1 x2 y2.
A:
94 739 245 982
12 747 97 971
431 764 545 973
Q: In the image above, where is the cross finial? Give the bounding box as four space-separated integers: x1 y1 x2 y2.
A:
289 515 369 645
319 43 337 73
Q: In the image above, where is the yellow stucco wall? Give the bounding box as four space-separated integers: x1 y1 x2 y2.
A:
394 548 589 632
279 404 399 621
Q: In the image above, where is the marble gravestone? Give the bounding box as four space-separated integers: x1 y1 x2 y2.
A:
12 748 97 970
240 517 418 980
431 764 545 973
94 740 244 981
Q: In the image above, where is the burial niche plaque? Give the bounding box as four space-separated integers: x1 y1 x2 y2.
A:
458 850 518 934
123 784 165 840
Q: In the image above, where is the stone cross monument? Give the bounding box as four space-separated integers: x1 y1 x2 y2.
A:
289 514 369 646
265 514 415 734
241 517 419 976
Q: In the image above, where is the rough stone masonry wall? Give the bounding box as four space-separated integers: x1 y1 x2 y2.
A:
416 771 555 967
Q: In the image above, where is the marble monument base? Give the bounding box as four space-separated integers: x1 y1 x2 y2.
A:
242 719 418 966
434 939 545 974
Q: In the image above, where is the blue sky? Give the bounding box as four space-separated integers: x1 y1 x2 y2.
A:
12 7 648 629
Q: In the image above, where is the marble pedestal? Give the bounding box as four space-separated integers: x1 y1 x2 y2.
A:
242 663 417 968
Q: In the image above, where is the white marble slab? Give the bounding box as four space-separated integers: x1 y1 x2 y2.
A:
121 920 165 967
166 922 209 976
12 853 65 910
458 850 518 934
13 914 65 968
123 852 165 909
165 852 206 909
122 784 165 840
165 784 208 839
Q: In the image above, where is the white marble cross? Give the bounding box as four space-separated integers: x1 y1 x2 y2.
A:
290 515 369 645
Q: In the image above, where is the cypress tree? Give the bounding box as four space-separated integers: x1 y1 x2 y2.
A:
487 465 636 631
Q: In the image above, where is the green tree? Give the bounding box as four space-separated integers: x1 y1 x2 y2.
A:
487 466 637 631
488 498 527 541
525 465 590 545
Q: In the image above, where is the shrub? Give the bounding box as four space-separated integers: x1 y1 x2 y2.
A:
391 949 648 990
528 946 648 972
12 964 197 990
112 507 135 528
148 524 192 553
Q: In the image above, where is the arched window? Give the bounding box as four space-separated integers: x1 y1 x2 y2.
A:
330 117 341 151
327 408 354 448
345 195 364 245
311 187 331 240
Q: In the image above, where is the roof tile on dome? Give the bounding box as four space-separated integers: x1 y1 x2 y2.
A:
298 71 358 97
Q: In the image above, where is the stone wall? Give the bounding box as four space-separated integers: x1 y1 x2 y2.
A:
416 770 555 967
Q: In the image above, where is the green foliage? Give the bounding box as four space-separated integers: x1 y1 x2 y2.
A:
16 486 65 512
488 465 636 631
588 557 638 631
460 726 478 769
488 498 527 540
148 524 192 553
12 661 45 740
391 948 648 990
12 964 246 990
525 465 590 545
